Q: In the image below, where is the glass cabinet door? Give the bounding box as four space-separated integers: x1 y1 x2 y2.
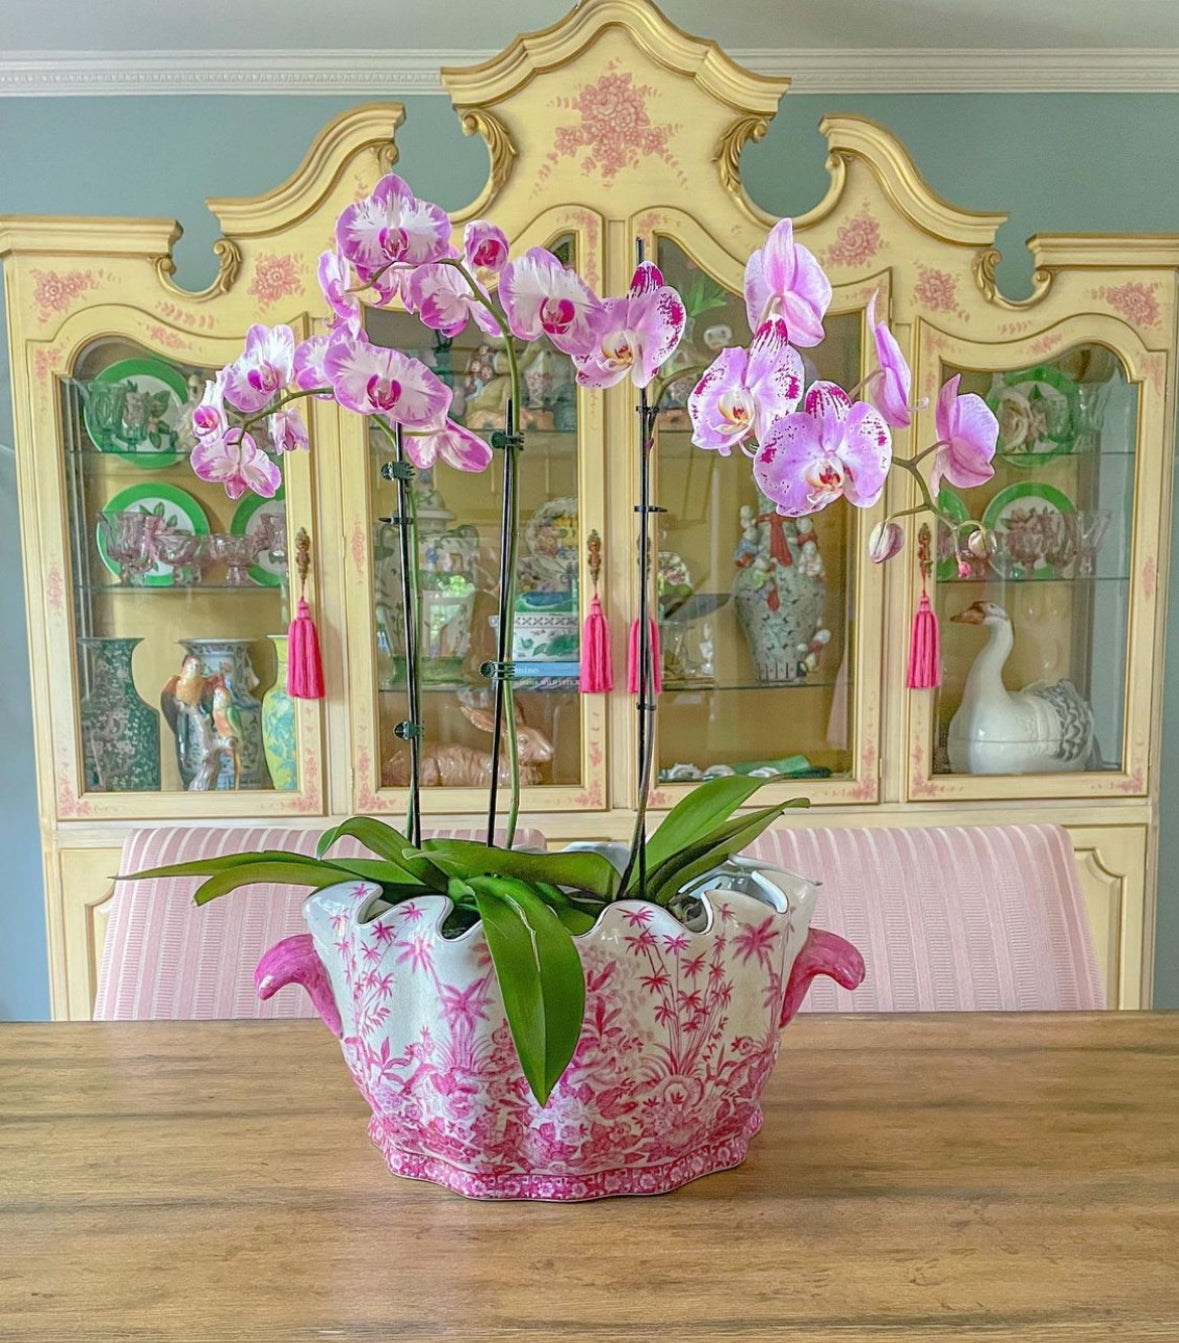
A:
354 232 604 811
61 335 313 810
920 342 1142 792
646 236 880 803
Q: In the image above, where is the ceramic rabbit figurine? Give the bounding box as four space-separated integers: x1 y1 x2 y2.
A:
384 702 554 788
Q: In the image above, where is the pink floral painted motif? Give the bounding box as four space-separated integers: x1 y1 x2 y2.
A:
261 871 862 1201
248 253 304 309
147 324 187 351
1142 556 1157 600
914 266 960 316
46 565 64 617
1094 282 1160 328
31 268 97 320
544 64 681 187
823 211 882 269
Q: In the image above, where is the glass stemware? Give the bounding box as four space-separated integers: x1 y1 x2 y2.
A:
97 510 153 585
207 532 264 585
152 527 206 585
1071 508 1111 578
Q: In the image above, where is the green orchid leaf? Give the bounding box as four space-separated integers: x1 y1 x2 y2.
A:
536 881 601 935
470 877 586 1107
120 849 341 880
190 860 368 906
632 774 781 895
646 798 809 907
316 817 444 889
422 839 619 900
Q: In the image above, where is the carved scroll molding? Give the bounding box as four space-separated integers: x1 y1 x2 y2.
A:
152 236 242 301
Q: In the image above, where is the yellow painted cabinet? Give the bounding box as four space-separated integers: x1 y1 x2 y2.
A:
2 2 1177 1016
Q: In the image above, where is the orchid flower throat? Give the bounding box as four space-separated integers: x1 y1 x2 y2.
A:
366 373 402 411
540 296 576 336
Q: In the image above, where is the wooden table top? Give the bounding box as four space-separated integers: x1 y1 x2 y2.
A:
2 1014 1177 1342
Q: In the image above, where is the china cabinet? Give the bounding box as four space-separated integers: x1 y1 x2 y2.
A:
2 0 1177 1016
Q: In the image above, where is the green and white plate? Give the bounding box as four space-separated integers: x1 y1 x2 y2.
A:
231 485 286 587
985 364 1079 467
982 481 1075 581
935 488 972 582
82 356 190 468
96 482 209 587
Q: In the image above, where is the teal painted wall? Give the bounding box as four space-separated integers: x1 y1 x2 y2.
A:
1 90 1176 1016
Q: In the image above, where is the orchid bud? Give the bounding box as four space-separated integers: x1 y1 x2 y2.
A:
867 519 904 564
965 526 996 559
463 220 510 273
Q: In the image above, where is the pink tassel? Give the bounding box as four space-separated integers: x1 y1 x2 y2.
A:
627 616 663 695
579 594 613 693
288 598 325 699
906 591 940 689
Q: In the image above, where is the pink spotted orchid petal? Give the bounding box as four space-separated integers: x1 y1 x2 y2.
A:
743 218 832 347
292 331 346 399
191 428 281 502
463 220 510 274
499 247 604 358
323 330 451 429
318 249 360 327
931 374 999 494
222 324 296 414
335 173 451 293
688 347 755 455
866 291 912 429
574 277 685 390
745 318 804 420
754 398 892 516
628 260 665 296
753 412 839 515
837 401 893 507
268 407 309 454
406 263 498 340
408 419 493 474
191 369 228 441
803 379 851 422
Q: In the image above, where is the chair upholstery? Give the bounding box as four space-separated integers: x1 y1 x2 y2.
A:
94 825 546 1021
746 823 1104 1011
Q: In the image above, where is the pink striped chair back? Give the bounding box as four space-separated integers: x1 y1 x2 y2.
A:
746 823 1104 1011
94 825 546 1020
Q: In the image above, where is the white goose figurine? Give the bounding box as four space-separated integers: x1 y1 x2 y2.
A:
947 601 1095 775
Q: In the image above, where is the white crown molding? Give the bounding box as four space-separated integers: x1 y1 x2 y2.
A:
1 48 1178 97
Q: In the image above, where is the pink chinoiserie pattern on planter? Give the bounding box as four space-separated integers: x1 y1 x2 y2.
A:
256 858 864 1201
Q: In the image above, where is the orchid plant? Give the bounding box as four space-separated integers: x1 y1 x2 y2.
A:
131 177 998 1104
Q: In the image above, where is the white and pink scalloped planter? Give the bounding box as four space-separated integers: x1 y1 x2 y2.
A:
256 855 863 1201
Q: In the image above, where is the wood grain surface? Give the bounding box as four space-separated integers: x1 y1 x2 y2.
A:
1 1014 1177 1342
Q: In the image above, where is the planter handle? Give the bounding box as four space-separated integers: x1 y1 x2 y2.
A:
779 928 865 1027
256 933 342 1037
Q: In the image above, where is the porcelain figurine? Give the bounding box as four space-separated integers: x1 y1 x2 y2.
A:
947 601 1095 774
384 701 553 788
160 653 220 791
255 854 863 1201
163 640 272 790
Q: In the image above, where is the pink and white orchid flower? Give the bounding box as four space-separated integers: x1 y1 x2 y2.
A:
223 324 296 414
268 407 309 454
405 262 500 340
464 220 510 274
323 330 452 428
191 369 228 440
687 318 803 456
744 218 832 347
866 291 913 429
753 381 892 516
573 261 686 390
930 374 999 494
318 249 361 328
292 333 334 397
499 247 604 358
407 419 494 474
335 173 452 296
191 427 282 501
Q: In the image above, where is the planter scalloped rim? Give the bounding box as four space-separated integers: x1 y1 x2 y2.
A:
257 852 864 1201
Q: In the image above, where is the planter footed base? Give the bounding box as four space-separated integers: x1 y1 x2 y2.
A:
366 1108 764 1203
